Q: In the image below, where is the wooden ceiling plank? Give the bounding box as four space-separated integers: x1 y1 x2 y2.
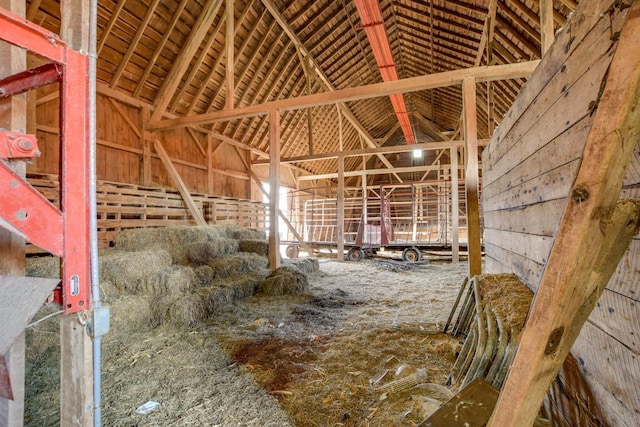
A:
109 0 162 88
97 0 128 55
170 16 226 112
147 60 539 131
133 0 190 98
150 0 224 123
237 35 296 145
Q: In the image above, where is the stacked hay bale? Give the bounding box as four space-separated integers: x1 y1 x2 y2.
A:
26 225 319 332
105 225 271 328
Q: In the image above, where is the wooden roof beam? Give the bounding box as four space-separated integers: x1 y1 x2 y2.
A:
147 60 539 131
259 0 403 182
149 0 224 123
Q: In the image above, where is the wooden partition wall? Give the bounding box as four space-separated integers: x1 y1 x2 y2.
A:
482 1 640 425
29 87 255 199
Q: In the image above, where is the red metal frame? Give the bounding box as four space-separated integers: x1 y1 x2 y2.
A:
0 7 91 313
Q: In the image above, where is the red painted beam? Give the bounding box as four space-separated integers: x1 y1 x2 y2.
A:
354 0 416 144
0 63 62 99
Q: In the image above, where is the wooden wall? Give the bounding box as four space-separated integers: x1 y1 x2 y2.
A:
482 1 639 426
28 89 252 200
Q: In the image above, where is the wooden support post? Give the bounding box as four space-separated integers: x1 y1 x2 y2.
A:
540 0 555 56
153 140 207 226
140 106 152 186
224 0 234 110
450 146 460 263
489 6 640 425
337 155 345 261
268 110 281 269
462 77 482 276
59 1 94 425
207 134 214 195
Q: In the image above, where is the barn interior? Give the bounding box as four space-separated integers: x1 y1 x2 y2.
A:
1 0 639 426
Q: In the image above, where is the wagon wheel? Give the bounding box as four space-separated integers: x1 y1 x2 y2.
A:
286 245 299 259
347 247 366 262
402 247 422 262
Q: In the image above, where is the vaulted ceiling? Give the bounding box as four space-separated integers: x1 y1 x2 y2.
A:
27 0 577 181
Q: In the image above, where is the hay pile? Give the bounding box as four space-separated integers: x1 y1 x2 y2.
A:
257 266 309 296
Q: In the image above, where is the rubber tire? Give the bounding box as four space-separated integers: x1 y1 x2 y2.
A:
285 245 299 259
347 247 366 262
402 247 422 262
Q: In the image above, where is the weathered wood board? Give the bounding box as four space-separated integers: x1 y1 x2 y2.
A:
482 0 640 425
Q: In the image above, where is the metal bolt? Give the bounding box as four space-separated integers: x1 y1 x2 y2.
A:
572 186 590 203
16 210 28 220
15 138 33 152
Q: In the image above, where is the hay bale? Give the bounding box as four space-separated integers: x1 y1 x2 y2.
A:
224 224 266 240
109 295 154 332
178 240 239 266
151 293 207 328
26 256 60 279
257 266 309 296
99 250 173 294
115 226 220 251
147 265 196 295
284 258 319 275
100 280 120 302
194 265 215 287
196 285 235 315
115 225 263 252
208 253 269 280
238 240 269 256
195 273 263 314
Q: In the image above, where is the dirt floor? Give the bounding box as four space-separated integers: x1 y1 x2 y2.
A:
25 255 468 426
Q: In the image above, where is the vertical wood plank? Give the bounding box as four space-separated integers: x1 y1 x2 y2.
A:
207 134 214 195
59 0 94 425
337 155 345 261
225 0 234 110
540 0 555 55
451 146 459 263
140 107 151 186
462 77 482 276
0 0 27 424
268 110 281 269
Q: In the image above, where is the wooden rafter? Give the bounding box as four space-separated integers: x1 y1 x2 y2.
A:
149 0 224 123
109 0 161 89
133 0 191 98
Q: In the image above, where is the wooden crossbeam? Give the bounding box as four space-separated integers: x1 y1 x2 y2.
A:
489 4 640 425
252 139 489 165
146 61 539 131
